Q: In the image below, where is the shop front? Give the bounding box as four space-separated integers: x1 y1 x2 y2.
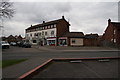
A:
47 37 56 46
58 37 68 46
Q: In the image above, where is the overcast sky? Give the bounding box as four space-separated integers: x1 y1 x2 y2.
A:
1 0 119 37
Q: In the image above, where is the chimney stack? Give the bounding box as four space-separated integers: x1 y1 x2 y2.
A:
62 16 65 19
43 21 45 23
108 19 111 25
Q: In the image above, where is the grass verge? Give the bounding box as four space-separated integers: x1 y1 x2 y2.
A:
0 59 27 68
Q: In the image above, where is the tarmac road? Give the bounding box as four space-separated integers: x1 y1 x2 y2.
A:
2 46 119 60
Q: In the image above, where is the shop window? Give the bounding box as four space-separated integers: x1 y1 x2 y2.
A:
59 39 67 46
72 40 75 43
48 40 55 46
33 40 37 43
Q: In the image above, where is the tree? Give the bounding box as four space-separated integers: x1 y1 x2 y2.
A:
0 0 14 19
0 0 15 37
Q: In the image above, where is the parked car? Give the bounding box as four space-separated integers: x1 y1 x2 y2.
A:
1 41 10 49
22 42 31 48
10 42 17 46
17 41 24 47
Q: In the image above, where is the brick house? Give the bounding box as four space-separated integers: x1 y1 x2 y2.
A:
103 19 120 46
58 32 84 46
16 35 23 42
7 35 16 43
84 34 99 46
26 16 70 46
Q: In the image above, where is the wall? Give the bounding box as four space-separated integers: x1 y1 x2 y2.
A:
70 38 83 46
84 38 98 46
26 28 56 44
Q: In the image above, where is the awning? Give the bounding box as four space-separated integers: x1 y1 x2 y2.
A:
59 37 67 39
47 37 56 40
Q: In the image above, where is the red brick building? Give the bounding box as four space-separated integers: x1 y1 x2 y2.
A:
84 34 99 46
103 19 120 46
59 32 84 46
26 16 70 46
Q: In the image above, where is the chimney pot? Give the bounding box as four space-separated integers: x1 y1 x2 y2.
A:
108 19 111 25
62 16 64 19
43 21 45 23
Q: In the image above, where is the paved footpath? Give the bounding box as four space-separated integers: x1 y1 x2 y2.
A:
2 58 49 79
33 46 120 52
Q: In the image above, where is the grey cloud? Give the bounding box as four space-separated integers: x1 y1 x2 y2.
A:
3 2 118 36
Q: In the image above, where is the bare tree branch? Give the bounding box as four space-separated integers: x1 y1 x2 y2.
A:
0 0 15 19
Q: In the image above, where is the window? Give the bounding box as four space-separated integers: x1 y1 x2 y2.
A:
30 34 32 37
51 25 53 28
39 32 41 36
114 30 116 34
47 26 50 28
114 39 116 43
111 39 113 41
33 40 37 43
42 31 44 35
26 34 29 37
34 33 36 36
72 40 75 43
36 33 38 36
45 32 47 35
51 31 54 35
54 24 56 28
40 27 42 30
45 26 47 29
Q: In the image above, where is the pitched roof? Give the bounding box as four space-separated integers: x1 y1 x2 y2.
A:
111 22 120 29
85 34 98 38
61 32 84 38
26 17 69 30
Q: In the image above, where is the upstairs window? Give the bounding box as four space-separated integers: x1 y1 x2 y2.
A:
51 25 53 28
34 33 36 36
48 26 50 28
45 32 47 36
114 30 116 34
51 31 54 35
54 24 56 28
42 31 44 35
39 32 41 36
30 34 32 37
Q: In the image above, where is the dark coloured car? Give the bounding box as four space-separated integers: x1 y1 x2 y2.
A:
22 42 31 48
17 41 24 47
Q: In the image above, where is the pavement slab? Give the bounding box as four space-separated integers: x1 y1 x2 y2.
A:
2 58 49 78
